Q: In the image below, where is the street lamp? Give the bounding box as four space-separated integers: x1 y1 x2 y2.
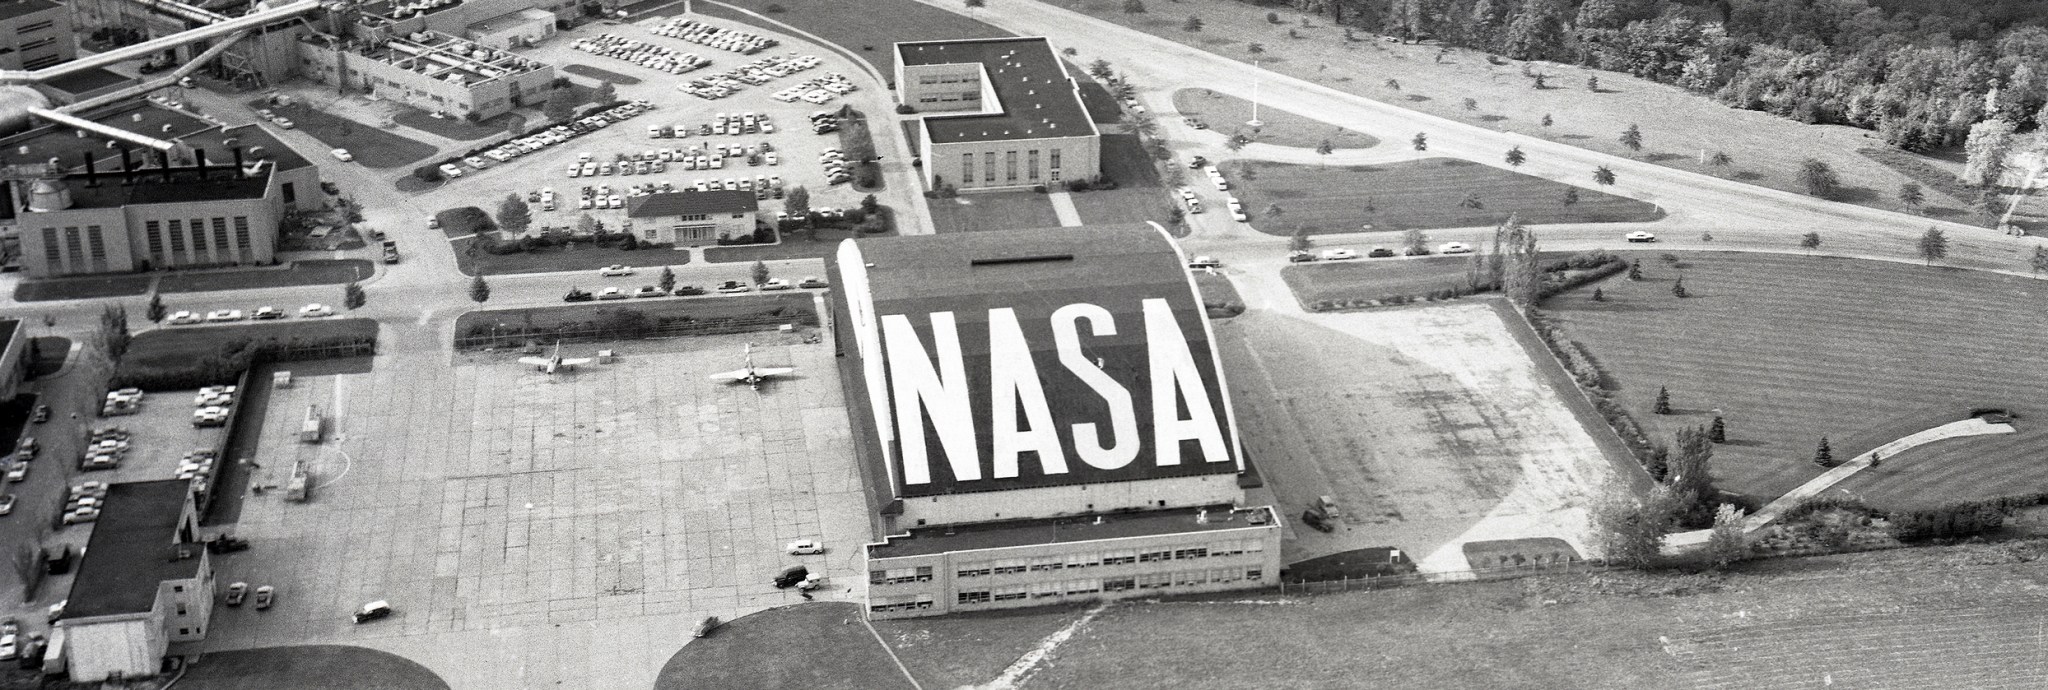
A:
1246 60 1264 129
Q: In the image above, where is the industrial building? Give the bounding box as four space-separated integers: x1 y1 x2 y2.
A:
830 226 1279 619
1 102 321 277
625 189 758 246
297 29 554 121
0 0 76 71
54 480 216 683
0 318 23 402
895 37 1100 193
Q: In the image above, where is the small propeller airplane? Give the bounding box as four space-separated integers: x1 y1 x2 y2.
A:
708 343 794 390
518 342 593 375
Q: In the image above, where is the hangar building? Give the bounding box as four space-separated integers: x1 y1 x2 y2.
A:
829 225 1280 618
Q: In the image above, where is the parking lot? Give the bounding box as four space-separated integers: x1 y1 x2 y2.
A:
186 333 869 689
438 13 888 250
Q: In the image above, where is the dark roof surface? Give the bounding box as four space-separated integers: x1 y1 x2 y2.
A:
0 0 60 21
0 319 18 346
67 480 199 619
54 165 273 209
868 504 1271 559
42 68 133 97
898 37 1095 145
627 190 756 219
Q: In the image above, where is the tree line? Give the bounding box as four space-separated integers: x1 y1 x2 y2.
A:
1233 0 2048 151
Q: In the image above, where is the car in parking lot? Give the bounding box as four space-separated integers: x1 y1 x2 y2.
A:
1367 246 1397 258
1320 248 1359 260
786 539 824 555
225 582 248 606
563 288 594 302
1288 250 1319 263
205 309 244 322
632 286 667 298
254 586 275 610
674 284 707 296
165 310 201 325
438 163 464 178
1187 256 1222 269
596 287 628 300
464 156 489 170
31 405 48 424
330 149 353 162
716 280 750 294
6 464 27 483
1626 230 1657 243
299 304 334 318
0 495 13 516
599 265 634 277
1438 242 1474 255
760 278 792 291
252 306 285 320
353 600 393 624
797 276 828 289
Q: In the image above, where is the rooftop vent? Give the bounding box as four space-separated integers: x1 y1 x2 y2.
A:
971 253 1073 267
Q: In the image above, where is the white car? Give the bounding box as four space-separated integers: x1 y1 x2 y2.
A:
786 539 824 555
1320 248 1360 261
1625 230 1658 243
596 287 628 300
271 117 294 129
599 265 634 277
165 310 202 325
1187 256 1222 269
760 278 792 291
299 303 335 318
205 309 244 322
252 306 285 320
439 163 464 178
330 148 353 162
1438 242 1474 255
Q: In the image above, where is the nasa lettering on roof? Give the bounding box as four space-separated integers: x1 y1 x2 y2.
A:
836 226 1245 497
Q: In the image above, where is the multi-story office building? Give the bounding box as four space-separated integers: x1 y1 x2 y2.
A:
0 0 75 71
895 37 1100 193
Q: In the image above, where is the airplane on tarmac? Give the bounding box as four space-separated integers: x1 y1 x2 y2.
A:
519 342 593 375
708 343 794 390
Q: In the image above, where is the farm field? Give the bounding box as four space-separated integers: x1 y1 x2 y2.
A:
1221 158 1663 235
1006 542 2048 689
1057 0 1975 221
699 0 1013 76
1172 88 1381 150
1544 252 2048 510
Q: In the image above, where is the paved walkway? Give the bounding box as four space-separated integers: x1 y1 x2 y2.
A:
1663 417 2016 550
1047 192 1083 226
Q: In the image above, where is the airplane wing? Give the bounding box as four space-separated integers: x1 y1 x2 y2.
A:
752 367 794 378
559 358 593 367
707 369 751 381
517 357 550 366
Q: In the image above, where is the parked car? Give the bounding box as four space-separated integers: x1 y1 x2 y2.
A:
596 287 628 300
1320 248 1360 261
205 309 245 322
1367 246 1397 258
693 615 721 638
1288 250 1319 263
786 539 824 555
353 600 393 624
1187 256 1222 269
1438 242 1474 255
253 586 275 610
30 406 47 424
563 288 595 303
438 163 464 178
0 495 15 516
165 310 202 325
631 286 667 298
1301 510 1334 533
599 265 635 277
760 278 792 291
716 281 750 294
224 582 249 606
772 565 810 589
299 303 334 318
797 276 829 289
330 148 353 162
1625 230 1657 243
6 464 26 483
675 284 707 296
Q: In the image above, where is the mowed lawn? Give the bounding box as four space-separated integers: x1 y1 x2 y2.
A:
1067 133 1170 226
1172 88 1381 150
177 645 447 690
247 100 436 169
927 191 1061 232
125 319 378 370
1223 158 1663 236
658 603 910 690
700 0 1012 76
1283 254 1469 303
1017 543 2048 689
1545 252 2048 509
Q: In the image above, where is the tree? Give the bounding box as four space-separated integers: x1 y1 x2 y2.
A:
594 81 617 105
1289 226 1312 252
1800 232 1821 252
1460 193 1483 209
1182 15 1202 32
1619 123 1642 153
145 293 166 323
1813 437 1833 467
1263 203 1285 223
1627 259 1642 280
498 194 532 235
1592 484 1677 568
2032 246 2048 277
1709 416 1726 443
1586 75 1600 91
97 305 130 360
1224 134 1249 152
1797 159 1840 199
1592 287 1605 301
1121 0 1144 13
784 185 811 219
1593 166 1616 186
1265 11 1279 23
1461 97 1478 111
1653 386 1671 414
576 213 597 235
1384 78 1400 91
1541 113 1553 127
1532 74 1547 89
1314 139 1335 163
1897 182 1925 212
1412 132 1428 151
1706 504 1750 568
1504 145 1525 168
1961 119 2017 187
1709 150 1732 170
343 282 367 310
860 194 881 214
1501 218 1540 306
1402 229 1429 255
1918 227 1949 265
1671 277 1689 298
1087 60 1113 80
469 274 491 303
751 260 770 286
1247 43 1265 55
659 267 676 293
543 88 577 122
1562 188 1579 205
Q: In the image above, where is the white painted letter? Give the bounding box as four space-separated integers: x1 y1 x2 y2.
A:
884 312 980 485
1052 303 1139 470
987 308 1068 479
1143 298 1229 467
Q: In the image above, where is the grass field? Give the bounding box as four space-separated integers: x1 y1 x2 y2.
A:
1172 88 1381 150
158 260 375 293
876 604 1095 689
249 100 436 169
1057 0 1976 222
453 293 813 337
391 109 526 141
1223 158 1664 235
27 336 69 378
1543 252 2048 509
1283 255 1469 304
657 602 911 690
12 272 154 302
124 319 378 371
700 220 898 263
448 238 693 276
1004 541 2048 689
559 63 642 85
1068 133 1171 225
928 191 1062 232
176 645 448 690
700 0 1012 77
1192 272 1243 317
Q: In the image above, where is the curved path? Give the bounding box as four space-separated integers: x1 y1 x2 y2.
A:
1663 417 2017 551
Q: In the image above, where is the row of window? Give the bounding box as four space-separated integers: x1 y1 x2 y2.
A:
869 566 935 585
870 595 935 613
143 216 255 267
17 20 57 35
916 74 976 85
953 540 1265 579
957 569 1264 605
18 36 56 52
958 149 1062 188
40 226 109 274
915 92 980 105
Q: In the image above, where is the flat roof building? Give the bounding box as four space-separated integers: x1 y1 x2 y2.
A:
57 480 215 682
830 225 1277 618
895 37 1100 192
297 29 555 120
0 0 76 71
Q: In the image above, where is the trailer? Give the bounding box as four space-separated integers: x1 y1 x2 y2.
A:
299 405 322 443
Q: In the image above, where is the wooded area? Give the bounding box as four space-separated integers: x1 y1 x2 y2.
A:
1247 0 2048 152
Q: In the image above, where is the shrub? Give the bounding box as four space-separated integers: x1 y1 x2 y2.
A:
438 207 495 236
765 2 785 11
843 208 868 224
413 165 443 183
894 103 915 114
1032 184 1047 193
1889 501 2008 541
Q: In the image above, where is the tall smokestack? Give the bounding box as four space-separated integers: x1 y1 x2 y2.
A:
82 152 98 187
158 149 173 184
119 145 135 185
193 148 207 180
232 147 245 179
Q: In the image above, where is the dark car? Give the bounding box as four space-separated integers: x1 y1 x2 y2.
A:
673 284 706 296
353 600 393 624
564 288 595 303
206 536 251 554
772 565 809 589
1300 510 1335 533
1288 251 1319 263
1188 155 1209 169
1367 246 1397 258
30 406 48 424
